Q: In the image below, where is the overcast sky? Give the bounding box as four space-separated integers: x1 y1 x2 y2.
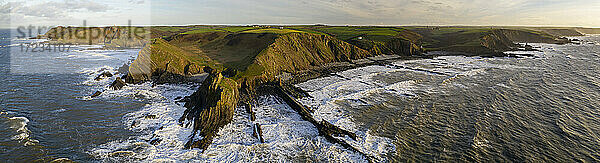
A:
1 0 599 28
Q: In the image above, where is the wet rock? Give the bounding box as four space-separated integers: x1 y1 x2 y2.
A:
175 96 191 103
149 138 162 145
253 123 264 143
117 63 129 75
91 91 102 98
174 96 183 101
50 158 74 163
110 77 126 90
94 71 113 81
144 115 157 119
131 120 138 127
245 102 256 121
98 68 108 73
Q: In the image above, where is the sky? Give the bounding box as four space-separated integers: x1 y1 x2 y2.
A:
1 0 600 28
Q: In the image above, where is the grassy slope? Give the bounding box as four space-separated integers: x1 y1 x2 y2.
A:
243 32 374 79
127 38 221 83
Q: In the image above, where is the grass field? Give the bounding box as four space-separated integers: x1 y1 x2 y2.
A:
242 28 305 34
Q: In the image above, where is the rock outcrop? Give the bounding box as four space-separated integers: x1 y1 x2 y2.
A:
94 71 113 81
179 68 239 150
110 77 126 90
91 91 102 98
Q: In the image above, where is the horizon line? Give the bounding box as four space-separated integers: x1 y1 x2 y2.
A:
2 24 600 29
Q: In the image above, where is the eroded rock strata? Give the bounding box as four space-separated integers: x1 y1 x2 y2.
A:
178 68 239 150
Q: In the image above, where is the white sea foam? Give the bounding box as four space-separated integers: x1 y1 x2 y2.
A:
90 83 374 162
3 116 39 146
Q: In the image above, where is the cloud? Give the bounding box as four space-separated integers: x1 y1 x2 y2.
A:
9 0 111 18
4 0 600 28
129 0 144 4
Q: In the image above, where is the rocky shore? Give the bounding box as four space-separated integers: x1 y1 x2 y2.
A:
38 25 587 161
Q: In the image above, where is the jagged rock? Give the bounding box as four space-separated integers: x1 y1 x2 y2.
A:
91 91 102 98
174 96 183 101
144 115 157 119
149 138 162 145
179 70 239 151
254 123 264 143
117 63 129 75
110 77 126 90
94 71 113 81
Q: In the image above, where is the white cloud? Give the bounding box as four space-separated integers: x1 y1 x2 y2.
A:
9 0 110 18
3 0 600 28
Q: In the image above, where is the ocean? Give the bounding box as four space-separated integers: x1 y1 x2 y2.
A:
1 29 599 162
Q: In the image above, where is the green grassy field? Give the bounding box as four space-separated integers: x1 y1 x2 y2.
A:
242 28 305 34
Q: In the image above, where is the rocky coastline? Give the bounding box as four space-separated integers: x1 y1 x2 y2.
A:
38 25 587 161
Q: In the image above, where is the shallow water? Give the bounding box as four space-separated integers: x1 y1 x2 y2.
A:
1 29 599 162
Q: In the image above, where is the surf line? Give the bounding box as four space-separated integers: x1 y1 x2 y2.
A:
259 81 377 162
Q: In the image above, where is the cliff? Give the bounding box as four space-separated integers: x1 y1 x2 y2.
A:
125 38 218 84
248 32 374 79
575 28 600 35
496 29 566 43
409 27 572 56
348 38 422 56
533 28 584 36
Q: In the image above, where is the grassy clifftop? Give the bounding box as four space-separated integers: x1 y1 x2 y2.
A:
126 38 219 84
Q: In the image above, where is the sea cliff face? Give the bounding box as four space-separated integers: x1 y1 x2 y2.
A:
348 38 422 56
251 33 374 79
497 29 569 44
126 39 217 84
